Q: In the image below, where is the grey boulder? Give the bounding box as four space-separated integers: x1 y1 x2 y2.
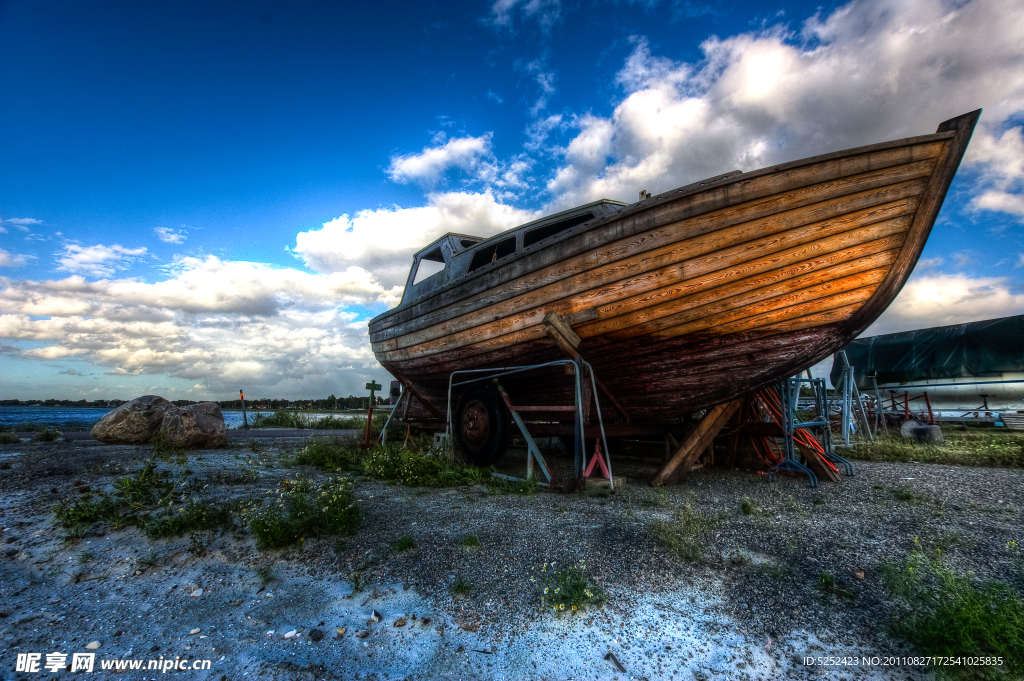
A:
159 402 227 449
91 395 172 444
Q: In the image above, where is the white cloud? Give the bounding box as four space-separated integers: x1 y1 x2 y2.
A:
154 226 188 244
863 273 1024 336
387 134 496 187
56 243 149 277
2 217 42 233
0 249 30 268
966 125 1024 218
0 255 400 395
541 0 1024 211
293 190 537 287
485 0 561 33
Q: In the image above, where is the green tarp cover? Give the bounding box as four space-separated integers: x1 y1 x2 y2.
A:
831 314 1024 386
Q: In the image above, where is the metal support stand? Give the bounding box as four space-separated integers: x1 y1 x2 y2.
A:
768 376 854 487
835 351 874 446
445 359 613 491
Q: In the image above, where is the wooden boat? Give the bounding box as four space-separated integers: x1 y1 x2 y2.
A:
369 111 979 463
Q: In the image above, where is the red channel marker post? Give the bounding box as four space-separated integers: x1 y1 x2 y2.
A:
240 389 248 428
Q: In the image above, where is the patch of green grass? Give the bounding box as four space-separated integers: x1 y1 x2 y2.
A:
393 534 415 552
816 570 853 600
891 486 926 503
243 476 360 550
143 498 237 539
740 496 756 515
54 458 179 530
0 433 19 445
588 487 611 499
78 551 92 564
246 439 265 454
538 559 605 614
640 491 669 508
852 430 1024 468
650 495 727 562
296 437 492 488
34 427 60 442
450 575 472 597
488 476 538 495
813 494 825 505
256 565 274 585
459 534 481 551
883 543 1024 679
249 410 387 433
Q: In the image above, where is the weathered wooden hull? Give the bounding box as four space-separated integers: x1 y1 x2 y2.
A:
369 111 979 425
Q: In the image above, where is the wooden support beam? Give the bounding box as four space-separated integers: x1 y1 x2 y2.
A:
651 399 743 486
382 364 447 421
542 312 632 424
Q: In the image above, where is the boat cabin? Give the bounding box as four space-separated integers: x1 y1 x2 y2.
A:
399 199 627 305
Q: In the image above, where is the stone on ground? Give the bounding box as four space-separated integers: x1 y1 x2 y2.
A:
90 395 172 444
159 403 228 449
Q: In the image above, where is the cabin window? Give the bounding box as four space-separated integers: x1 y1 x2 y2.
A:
412 246 446 285
460 238 482 249
466 236 516 273
522 213 594 249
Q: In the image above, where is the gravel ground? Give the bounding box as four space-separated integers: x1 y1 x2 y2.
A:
1 436 1021 680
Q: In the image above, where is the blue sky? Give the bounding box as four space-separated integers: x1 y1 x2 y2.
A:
2 0 1023 400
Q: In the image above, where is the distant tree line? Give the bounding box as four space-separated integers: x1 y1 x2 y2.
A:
1 395 388 409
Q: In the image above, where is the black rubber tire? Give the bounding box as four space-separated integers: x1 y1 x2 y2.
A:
455 384 511 467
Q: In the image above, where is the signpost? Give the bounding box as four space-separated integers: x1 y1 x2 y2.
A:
362 381 382 448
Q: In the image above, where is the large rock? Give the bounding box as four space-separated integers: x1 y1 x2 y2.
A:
159 402 227 449
91 395 172 444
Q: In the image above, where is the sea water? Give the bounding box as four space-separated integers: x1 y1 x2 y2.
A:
0 406 286 431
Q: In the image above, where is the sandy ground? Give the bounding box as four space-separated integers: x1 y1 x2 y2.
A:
1 435 1021 680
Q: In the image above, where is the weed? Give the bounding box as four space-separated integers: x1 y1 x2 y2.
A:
459 535 481 551
393 534 415 552
537 559 605 614
350 571 363 593
243 476 360 550
256 565 274 585
246 439 265 454
450 575 472 597
150 432 188 460
588 488 610 499
853 430 1024 468
250 410 387 433
650 495 726 562
554 505 568 513
334 540 348 554
296 437 491 488
728 543 751 566
640 491 669 508
813 495 825 505
0 433 19 445
488 476 538 495
892 486 920 503
740 497 756 515
816 570 853 600
34 427 60 442
144 498 237 539
78 551 92 564
883 541 1024 678
136 551 160 573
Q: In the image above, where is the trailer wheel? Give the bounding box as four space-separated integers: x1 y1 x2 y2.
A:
455 384 511 466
